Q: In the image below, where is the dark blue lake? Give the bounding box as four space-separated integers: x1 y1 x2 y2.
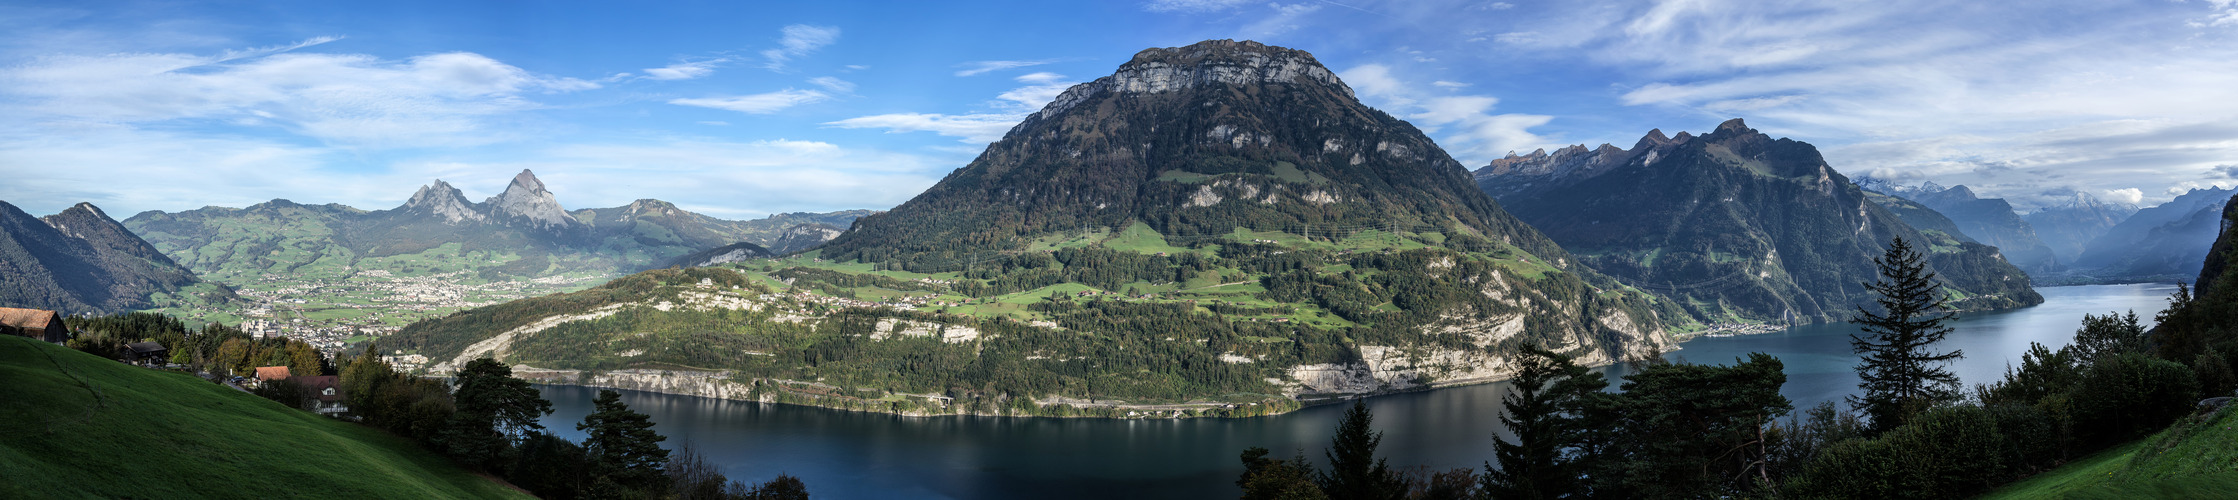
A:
535 284 2178 499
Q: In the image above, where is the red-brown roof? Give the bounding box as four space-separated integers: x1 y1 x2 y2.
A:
254 366 292 381
0 307 61 329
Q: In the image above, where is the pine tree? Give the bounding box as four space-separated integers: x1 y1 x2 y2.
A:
580 389 671 495
1316 400 1406 500
442 357 553 469
1849 236 1963 434
1482 346 1607 500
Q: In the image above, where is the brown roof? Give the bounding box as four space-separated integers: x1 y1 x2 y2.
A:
288 376 343 402
0 307 61 329
127 341 167 354
254 366 292 381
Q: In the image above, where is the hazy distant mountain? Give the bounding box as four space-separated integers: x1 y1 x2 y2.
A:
0 201 231 315
2073 187 2236 279
123 169 872 282
1901 184 2061 273
2026 191 2139 264
1474 119 2043 324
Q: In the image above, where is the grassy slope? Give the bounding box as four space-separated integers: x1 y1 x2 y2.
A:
0 335 528 499
1982 407 2238 499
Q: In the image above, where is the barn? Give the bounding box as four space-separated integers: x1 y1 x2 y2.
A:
0 307 70 344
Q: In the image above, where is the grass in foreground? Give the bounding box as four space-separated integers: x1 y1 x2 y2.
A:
1981 406 2238 499
0 335 530 499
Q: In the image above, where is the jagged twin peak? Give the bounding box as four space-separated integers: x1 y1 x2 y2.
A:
823 39 1552 265
398 169 577 230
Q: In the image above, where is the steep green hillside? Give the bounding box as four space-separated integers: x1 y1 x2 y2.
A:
0 335 528 499
1981 407 2238 499
380 40 1687 418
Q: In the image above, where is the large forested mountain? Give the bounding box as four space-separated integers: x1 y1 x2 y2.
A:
123 169 870 283
1473 120 2043 324
2072 187 2235 280
0 200 231 315
2025 191 2139 264
820 39 1562 269
1901 184 2061 273
381 40 1684 417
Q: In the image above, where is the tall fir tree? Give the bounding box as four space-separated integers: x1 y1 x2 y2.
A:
1849 236 1963 434
1316 400 1407 500
580 389 671 496
1481 346 1607 500
441 357 553 470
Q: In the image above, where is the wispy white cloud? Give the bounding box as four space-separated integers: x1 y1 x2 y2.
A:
2104 188 2144 205
1243 3 1325 37
826 72 1078 144
668 89 830 114
643 59 725 80
955 59 1053 77
808 76 855 93
1143 0 1253 13
0 42 597 147
1340 64 1553 163
761 24 840 71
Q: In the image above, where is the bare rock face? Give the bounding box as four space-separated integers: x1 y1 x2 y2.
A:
483 169 577 231
402 180 485 224
1036 39 1347 120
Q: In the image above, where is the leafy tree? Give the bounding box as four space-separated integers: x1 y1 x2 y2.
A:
507 431 591 500
580 389 671 496
1238 447 1327 500
1849 236 1963 434
1315 401 1406 500
2068 311 2147 363
1481 346 1606 500
740 474 810 500
442 358 554 470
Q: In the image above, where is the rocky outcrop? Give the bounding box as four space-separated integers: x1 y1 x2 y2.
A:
483 169 577 230
1035 39 1345 120
401 180 485 224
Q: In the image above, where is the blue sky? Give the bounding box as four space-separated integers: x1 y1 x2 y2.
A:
5 0 2238 220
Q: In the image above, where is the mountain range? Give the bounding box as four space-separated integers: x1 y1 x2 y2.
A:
1902 184 2061 274
2073 187 2236 279
2025 191 2139 265
0 200 232 315
382 40 1685 416
122 169 870 284
1474 120 2043 325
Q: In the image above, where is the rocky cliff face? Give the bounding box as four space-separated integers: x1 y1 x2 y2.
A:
1474 119 2043 324
483 169 577 231
401 181 485 225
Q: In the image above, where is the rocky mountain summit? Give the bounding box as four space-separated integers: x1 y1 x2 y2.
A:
1474 119 2042 324
483 170 578 231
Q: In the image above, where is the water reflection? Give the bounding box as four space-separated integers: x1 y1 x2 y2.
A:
535 284 2176 499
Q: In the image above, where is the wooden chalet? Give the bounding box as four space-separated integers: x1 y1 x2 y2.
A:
124 341 168 365
287 375 349 415
0 307 70 344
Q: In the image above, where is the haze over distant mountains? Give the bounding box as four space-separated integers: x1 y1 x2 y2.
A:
1860 182 2061 274
2073 187 2236 279
1859 177 2230 282
123 169 870 284
0 201 232 315
1475 119 2043 324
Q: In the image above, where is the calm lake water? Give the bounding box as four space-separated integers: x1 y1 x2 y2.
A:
534 284 2179 499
